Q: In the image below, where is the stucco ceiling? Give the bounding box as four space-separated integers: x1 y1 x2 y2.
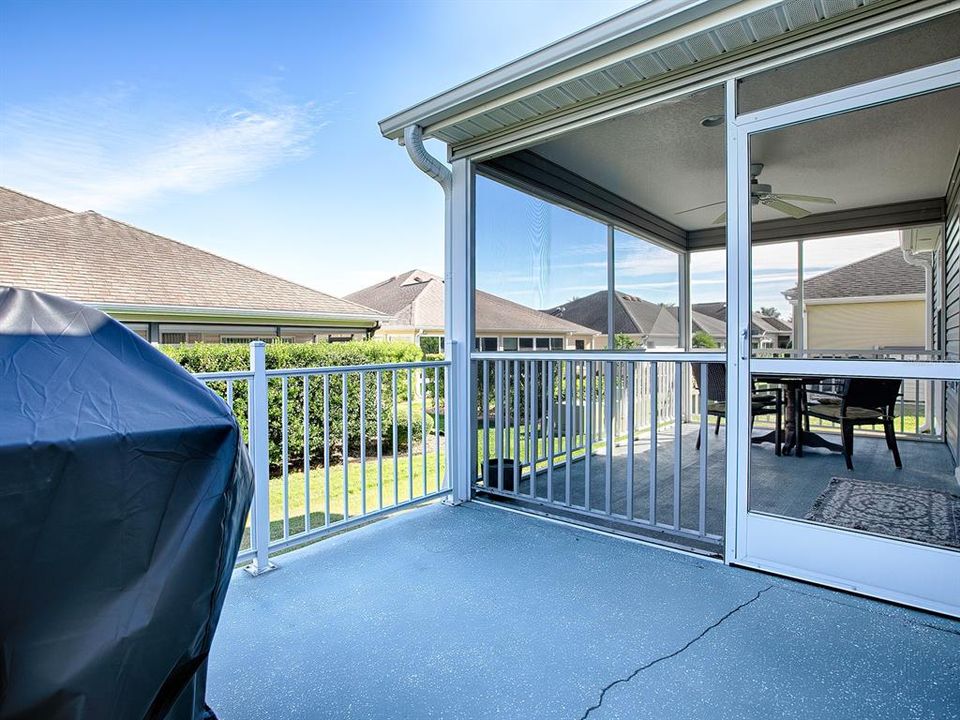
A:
530 14 960 232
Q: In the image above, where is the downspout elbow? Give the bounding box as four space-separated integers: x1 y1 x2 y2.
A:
404 125 452 196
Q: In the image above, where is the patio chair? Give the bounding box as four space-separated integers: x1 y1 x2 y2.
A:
802 378 903 471
691 363 781 455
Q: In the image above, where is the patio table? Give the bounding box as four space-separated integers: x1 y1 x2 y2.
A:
754 375 843 458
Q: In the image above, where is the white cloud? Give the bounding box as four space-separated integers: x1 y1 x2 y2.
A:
0 83 325 212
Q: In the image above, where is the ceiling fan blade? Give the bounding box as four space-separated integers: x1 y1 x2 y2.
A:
675 200 725 215
763 198 811 219
712 210 726 225
771 193 837 205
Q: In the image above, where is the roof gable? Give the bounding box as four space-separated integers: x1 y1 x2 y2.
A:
0 187 382 321
349 271 598 335
791 247 925 300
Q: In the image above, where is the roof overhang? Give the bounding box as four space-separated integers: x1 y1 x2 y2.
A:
92 303 388 327
379 0 737 141
802 293 926 305
380 0 956 162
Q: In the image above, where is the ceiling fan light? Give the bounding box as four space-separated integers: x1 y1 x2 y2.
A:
700 114 724 127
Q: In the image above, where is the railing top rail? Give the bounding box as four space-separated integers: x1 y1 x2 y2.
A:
471 351 726 362
264 359 450 378
194 370 256 381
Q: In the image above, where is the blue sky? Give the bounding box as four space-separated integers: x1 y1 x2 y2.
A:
0 0 636 297
0 0 899 317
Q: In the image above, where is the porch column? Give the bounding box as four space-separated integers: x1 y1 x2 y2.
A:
446 157 475 504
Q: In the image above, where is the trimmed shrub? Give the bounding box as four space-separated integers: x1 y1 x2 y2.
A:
162 341 426 471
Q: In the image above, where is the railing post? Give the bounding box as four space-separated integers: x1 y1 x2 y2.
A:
245 341 276 576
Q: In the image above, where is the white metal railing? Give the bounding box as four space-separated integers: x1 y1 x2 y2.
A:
472 353 726 546
194 342 451 574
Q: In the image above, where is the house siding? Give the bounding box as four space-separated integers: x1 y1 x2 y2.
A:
944 151 960 464
805 300 925 351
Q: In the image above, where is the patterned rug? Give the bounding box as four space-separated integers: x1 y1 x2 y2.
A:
806 478 960 549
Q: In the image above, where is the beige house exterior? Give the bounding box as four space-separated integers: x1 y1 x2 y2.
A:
805 296 924 351
788 247 926 354
0 187 385 343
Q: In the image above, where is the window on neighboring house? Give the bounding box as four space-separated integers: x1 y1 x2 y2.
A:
161 332 202 344
535 338 550 350
575 340 585 350
519 338 534 351
550 338 564 350
502 337 519 351
220 336 292 344
475 337 497 352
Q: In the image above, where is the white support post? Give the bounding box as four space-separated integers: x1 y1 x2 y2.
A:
446 157 475 504
245 341 276 576
724 78 748 565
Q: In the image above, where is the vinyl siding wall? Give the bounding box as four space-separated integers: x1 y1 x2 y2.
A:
944 152 960 463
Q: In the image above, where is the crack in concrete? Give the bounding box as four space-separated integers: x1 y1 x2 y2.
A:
578 585 776 720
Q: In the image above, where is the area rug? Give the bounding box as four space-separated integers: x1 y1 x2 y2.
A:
806 478 960 549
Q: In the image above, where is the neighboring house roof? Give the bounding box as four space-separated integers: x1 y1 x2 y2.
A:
694 302 792 337
548 292 791 344
346 269 599 336
546 290 729 344
0 187 384 323
785 247 925 301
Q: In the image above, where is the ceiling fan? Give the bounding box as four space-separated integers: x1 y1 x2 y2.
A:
675 163 837 224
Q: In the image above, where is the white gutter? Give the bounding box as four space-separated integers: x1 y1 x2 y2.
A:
92 302 389 324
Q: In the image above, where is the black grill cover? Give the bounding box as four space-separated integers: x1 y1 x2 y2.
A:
0 288 253 720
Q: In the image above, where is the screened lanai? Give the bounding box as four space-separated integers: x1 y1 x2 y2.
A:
381 0 959 614
453 11 960 615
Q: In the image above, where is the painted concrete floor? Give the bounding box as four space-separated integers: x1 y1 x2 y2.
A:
207 502 960 720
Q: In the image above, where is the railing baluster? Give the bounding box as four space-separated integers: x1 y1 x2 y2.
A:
699 363 708 537
376 370 383 510
673 362 682 531
565 360 573 506
433 366 441 494
407 367 413 502
546 360 554 504
585 361 593 511
393 370 399 506
627 361 635 522
282 376 289 540
495 360 503 491
324 374 330 526
528 360 537 498
304 376 311 533
482 360 490 488
342 372 349 521
649 361 658 525
360 371 366 517
512 359 520 494
421 367 428 497
604 360 612 515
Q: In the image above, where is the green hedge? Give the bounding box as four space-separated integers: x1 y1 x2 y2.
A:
162 341 430 472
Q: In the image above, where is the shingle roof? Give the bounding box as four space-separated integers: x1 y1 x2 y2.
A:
0 187 383 321
347 270 599 336
547 291 731 342
786 247 925 301
693 301 792 337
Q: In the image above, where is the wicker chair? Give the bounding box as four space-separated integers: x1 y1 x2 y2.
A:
691 363 781 455
803 377 903 471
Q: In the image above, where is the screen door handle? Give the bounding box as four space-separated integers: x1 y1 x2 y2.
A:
740 328 750 361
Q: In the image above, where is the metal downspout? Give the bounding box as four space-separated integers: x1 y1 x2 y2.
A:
901 246 935 433
403 125 460 498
